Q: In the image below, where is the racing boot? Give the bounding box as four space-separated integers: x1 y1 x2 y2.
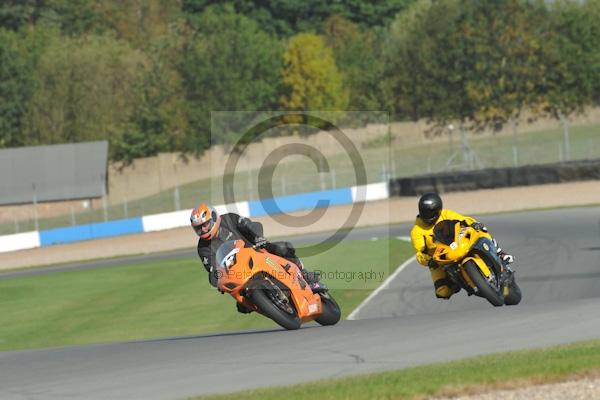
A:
236 302 253 314
497 249 514 264
492 238 514 264
449 281 461 294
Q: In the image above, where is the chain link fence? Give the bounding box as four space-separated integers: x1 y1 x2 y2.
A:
1 122 598 235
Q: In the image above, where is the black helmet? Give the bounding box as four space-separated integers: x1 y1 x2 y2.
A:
418 192 443 225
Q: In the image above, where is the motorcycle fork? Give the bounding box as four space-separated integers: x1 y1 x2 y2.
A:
444 263 475 296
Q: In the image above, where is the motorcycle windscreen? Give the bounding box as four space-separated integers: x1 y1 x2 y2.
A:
433 220 462 245
215 240 239 268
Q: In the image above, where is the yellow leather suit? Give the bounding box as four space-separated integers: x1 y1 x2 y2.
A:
410 209 477 299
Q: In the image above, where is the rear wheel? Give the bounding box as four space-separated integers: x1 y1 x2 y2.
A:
464 260 504 306
504 280 522 306
249 285 301 330
315 292 341 326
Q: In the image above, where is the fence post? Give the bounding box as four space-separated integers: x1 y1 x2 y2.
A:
511 118 519 167
559 112 571 161
558 142 564 162
174 185 181 211
319 158 326 191
331 169 337 188
280 175 286 195
32 184 39 231
247 170 253 201
459 125 474 170
101 174 108 222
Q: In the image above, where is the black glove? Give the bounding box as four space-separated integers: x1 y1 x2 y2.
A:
471 222 487 232
428 259 439 269
254 236 269 248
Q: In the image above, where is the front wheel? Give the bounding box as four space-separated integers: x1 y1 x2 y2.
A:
249 286 301 330
315 292 341 326
464 260 504 307
504 280 522 306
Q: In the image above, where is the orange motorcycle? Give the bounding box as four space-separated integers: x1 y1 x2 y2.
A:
215 240 341 330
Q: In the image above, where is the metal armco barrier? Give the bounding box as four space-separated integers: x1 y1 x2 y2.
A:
389 159 600 196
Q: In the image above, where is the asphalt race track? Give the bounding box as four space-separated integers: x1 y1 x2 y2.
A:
1 207 600 399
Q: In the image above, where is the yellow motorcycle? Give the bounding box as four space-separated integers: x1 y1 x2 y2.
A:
431 220 522 306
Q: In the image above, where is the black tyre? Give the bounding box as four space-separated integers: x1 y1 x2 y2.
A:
464 260 504 307
504 280 522 306
315 292 341 326
250 287 301 330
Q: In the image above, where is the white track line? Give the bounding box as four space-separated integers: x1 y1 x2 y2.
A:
346 255 417 320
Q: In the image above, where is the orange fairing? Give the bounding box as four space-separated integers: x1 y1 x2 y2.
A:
216 240 323 321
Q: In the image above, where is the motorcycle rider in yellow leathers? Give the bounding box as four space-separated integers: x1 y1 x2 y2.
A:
410 193 514 299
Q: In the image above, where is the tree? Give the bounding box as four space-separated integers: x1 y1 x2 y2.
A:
182 0 417 36
0 29 34 147
94 0 182 46
280 33 348 113
24 34 144 149
113 37 188 162
536 0 600 160
540 0 600 118
459 0 550 130
180 6 283 150
0 0 109 35
0 0 42 31
325 16 385 114
385 0 474 125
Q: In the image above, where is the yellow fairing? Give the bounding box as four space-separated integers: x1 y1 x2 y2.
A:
461 254 492 288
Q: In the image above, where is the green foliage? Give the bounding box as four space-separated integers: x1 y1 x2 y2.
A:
113 37 188 162
385 0 473 124
1 0 599 159
325 16 386 113
383 0 600 131
0 29 34 147
539 0 600 120
0 0 41 31
0 0 109 34
182 0 417 36
461 0 550 130
281 33 348 112
24 34 144 147
181 6 283 150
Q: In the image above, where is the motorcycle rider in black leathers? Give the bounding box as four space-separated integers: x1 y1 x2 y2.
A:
190 203 323 313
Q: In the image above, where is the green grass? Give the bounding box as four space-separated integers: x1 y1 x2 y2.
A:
196 339 600 400
0 238 412 352
2 122 599 235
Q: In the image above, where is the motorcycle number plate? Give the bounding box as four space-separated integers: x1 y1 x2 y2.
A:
308 303 318 314
450 242 458 250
